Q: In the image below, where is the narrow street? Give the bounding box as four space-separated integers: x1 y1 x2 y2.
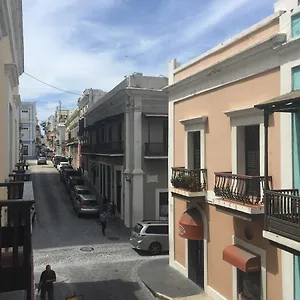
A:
31 161 161 300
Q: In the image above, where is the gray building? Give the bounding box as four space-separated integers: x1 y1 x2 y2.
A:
82 72 168 227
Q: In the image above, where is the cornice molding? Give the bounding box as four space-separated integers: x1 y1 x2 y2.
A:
0 1 9 39
13 95 21 107
224 107 263 119
179 116 208 127
5 63 19 88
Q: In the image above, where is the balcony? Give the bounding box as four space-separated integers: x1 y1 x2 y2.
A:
263 189 300 252
94 142 124 155
171 167 207 197
81 144 92 153
144 142 167 158
214 172 272 217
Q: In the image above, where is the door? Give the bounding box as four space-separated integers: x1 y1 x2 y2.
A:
193 131 201 169
244 125 260 197
188 239 204 288
116 170 122 213
238 270 261 300
158 192 168 220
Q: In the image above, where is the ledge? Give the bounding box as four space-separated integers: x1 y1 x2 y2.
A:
214 198 264 214
171 187 207 198
263 230 300 252
144 156 168 160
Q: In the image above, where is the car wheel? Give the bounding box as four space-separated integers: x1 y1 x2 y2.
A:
148 242 162 255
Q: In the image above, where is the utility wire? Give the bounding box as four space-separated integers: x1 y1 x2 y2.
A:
23 72 82 96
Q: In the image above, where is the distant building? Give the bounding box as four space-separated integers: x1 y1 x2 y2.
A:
20 102 37 157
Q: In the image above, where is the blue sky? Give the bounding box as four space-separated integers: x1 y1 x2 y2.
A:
19 0 275 123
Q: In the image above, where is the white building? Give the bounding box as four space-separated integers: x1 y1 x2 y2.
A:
20 102 36 157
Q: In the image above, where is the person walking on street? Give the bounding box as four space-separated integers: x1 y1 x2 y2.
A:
110 201 116 220
38 264 56 300
99 211 108 236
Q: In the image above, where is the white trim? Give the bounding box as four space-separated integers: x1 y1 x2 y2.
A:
279 111 294 300
167 34 285 93
225 107 264 127
169 260 188 277
232 236 267 300
168 100 175 266
155 188 168 220
263 231 300 252
5 64 19 88
173 12 283 74
206 287 227 300
214 198 264 214
114 165 123 219
180 116 208 128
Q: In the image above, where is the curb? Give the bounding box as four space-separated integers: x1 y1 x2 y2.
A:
155 292 174 300
141 280 174 300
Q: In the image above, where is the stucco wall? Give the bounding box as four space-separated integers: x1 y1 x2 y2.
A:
174 19 279 82
172 69 282 299
173 68 281 190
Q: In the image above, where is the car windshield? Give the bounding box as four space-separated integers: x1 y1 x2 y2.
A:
60 157 69 162
133 223 143 233
78 190 89 195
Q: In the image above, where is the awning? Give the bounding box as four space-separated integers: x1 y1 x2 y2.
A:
179 208 203 240
223 245 261 272
254 90 300 112
144 113 168 118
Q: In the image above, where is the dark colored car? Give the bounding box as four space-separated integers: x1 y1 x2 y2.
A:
66 176 85 192
61 169 82 184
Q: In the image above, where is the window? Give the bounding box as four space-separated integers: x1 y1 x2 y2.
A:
146 225 168 234
292 65 300 91
22 145 29 155
292 13 300 38
159 192 168 219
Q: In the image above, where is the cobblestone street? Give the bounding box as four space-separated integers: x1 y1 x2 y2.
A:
31 161 162 300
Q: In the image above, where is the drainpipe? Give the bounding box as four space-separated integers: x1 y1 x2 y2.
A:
264 111 269 230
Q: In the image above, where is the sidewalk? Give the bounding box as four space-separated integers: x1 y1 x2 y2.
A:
138 258 212 300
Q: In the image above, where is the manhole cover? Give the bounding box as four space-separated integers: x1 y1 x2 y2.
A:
107 237 120 241
80 246 94 252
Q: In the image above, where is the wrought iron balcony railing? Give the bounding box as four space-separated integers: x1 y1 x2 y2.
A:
171 168 207 192
265 189 300 243
214 172 272 205
145 142 167 157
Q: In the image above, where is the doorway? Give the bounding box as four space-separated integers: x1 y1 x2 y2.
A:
188 239 204 288
237 270 261 300
187 131 201 169
116 170 122 213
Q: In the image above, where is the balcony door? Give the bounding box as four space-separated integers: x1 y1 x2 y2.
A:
188 131 201 169
244 125 260 177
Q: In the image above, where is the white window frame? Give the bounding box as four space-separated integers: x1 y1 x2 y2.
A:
155 188 169 220
179 116 207 170
224 107 265 176
232 236 267 300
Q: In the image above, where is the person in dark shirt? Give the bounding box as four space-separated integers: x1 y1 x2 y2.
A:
38 265 56 300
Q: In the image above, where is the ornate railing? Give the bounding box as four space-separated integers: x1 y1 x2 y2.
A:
66 137 78 144
145 142 167 157
214 172 272 205
171 168 207 192
265 189 300 242
0 199 34 299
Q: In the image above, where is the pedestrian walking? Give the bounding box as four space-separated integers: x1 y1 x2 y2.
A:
110 201 116 219
99 211 108 236
38 265 56 300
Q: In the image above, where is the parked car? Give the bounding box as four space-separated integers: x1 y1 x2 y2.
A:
129 220 169 255
70 185 91 201
57 161 70 172
37 156 47 165
61 169 82 183
54 156 68 168
59 164 73 175
66 176 85 192
72 191 99 217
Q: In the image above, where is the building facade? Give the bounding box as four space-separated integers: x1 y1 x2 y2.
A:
45 115 55 150
167 1 300 299
54 105 70 155
0 0 24 187
82 73 168 227
20 102 37 157
65 107 79 166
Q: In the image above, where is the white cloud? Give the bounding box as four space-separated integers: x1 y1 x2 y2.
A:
20 0 274 122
